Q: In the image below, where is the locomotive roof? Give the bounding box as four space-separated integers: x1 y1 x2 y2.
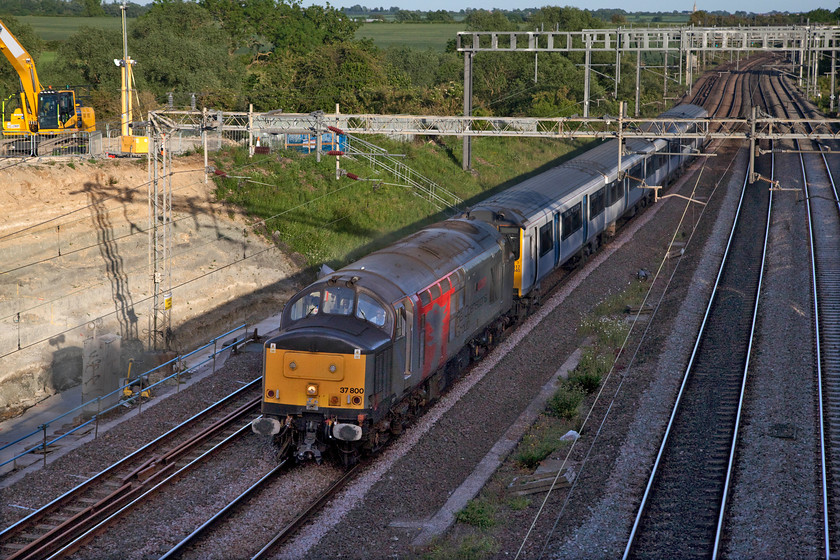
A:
318 218 503 303
467 104 707 227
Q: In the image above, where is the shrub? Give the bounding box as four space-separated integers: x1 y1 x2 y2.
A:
569 370 602 394
547 385 584 420
513 432 558 469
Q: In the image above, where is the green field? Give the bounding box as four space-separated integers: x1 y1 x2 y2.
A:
18 15 123 41
356 22 464 51
624 14 690 24
19 18 463 52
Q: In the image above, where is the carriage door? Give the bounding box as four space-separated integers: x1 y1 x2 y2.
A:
537 221 554 283
393 298 414 386
582 195 589 242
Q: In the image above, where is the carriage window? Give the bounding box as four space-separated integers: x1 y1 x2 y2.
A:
629 162 644 190
539 222 553 257
430 284 441 300
396 307 406 338
668 139 681 156
322 285 354 315
440 277 451 292
608 180 623 206
561 203 582 240
499 226 521 260
357 293 387 327
289 290 321 320
589 188 605 218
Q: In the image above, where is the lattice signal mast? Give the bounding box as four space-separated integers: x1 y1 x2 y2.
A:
148 134 172 351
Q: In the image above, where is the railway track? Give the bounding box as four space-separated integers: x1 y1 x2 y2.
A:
0 380 262 560
775 76 840 557
813 110 840 560
623 65 840 558
623 68 772 558
156 460 362 560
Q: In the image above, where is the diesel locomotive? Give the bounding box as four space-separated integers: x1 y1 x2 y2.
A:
251 104 708 464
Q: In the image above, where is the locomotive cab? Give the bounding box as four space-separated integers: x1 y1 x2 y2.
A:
252 277 395 463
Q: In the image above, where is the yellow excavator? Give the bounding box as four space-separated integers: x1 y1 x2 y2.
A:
0 18 95 135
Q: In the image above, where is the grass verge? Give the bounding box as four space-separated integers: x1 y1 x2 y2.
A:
211 134 593 273
425 276 650 556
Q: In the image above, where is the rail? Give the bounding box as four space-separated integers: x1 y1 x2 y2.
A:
624 159 762 557
0 323 257 473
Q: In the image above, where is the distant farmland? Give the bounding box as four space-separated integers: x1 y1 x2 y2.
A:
356 23 464 50
19 17 689 52
19 15 123 41
19 17 463 51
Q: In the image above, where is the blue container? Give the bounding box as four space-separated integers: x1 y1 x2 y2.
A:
286 133 345 154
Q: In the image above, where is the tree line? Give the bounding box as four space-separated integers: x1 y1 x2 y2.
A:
0 0 148 17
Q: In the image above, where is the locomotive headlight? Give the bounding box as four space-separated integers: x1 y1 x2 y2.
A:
329 364 337 373
306 383 318 396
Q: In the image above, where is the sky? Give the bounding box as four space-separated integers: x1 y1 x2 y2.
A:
302 0 838 15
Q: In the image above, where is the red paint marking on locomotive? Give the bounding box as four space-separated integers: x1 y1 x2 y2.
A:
417 280 455 379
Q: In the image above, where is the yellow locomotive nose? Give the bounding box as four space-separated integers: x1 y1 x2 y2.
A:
306 383 318 396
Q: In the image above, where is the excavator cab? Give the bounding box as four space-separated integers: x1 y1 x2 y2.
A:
37 90 76 131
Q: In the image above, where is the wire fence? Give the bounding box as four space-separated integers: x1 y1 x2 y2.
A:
0 132 100 158
0 323 257 474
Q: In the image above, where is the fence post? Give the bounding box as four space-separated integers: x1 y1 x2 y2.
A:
41 424 47 467
95 396 102 439
248 104 254 158
203 107 208 184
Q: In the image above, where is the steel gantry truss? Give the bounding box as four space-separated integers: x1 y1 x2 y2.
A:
149 105 840 188
457 25 840 167
149 107 840 142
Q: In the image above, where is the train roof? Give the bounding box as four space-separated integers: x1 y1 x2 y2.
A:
657 104 707 119
466 136 638 225
466 104 707 227
317 218 503 303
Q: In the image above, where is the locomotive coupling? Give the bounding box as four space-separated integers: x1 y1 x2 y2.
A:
251 415 282 436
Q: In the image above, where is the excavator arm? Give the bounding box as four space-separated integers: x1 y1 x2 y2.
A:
0 18 42 131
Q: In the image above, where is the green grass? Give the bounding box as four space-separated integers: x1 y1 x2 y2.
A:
18 16 123 41
356 22 463 51
211 135 589 270
425 534 499 560
455 499 497 528
623 14 690 24
38 51 57 64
